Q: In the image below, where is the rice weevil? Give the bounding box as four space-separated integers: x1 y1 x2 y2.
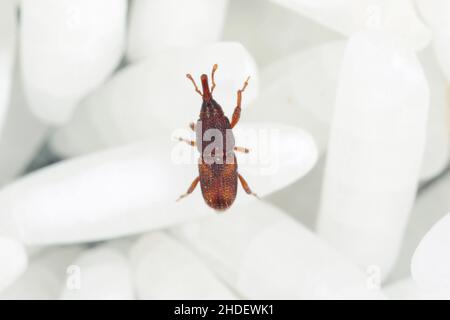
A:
176 64 258 211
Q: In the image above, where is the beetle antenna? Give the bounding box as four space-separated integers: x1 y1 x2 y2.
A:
186 73 203 97
211 64 218 93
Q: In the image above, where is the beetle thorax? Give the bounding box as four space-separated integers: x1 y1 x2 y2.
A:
196 100 235 165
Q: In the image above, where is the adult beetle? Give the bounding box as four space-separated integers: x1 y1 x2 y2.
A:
177 64 257 211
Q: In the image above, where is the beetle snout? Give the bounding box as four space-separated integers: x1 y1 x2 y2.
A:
201 74 211 101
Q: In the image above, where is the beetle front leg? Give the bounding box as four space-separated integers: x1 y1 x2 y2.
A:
189 122 196 131
230 76 250 129
238 173 258 198
177 176 200 201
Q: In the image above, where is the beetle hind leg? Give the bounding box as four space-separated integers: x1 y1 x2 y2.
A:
177 176 200 201
238 173 259 198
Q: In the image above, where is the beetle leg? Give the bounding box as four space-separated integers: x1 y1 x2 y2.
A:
230 76 250 128
234 146 250 153
176 176 200 201
189 122 196 131
186 74 203 97
238 173 259 198
210 64 218 94
176 137 196 147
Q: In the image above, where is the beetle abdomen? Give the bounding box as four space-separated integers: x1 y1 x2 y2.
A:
198 160 238 211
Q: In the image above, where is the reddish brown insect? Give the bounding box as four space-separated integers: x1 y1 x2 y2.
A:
176 64 257 211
